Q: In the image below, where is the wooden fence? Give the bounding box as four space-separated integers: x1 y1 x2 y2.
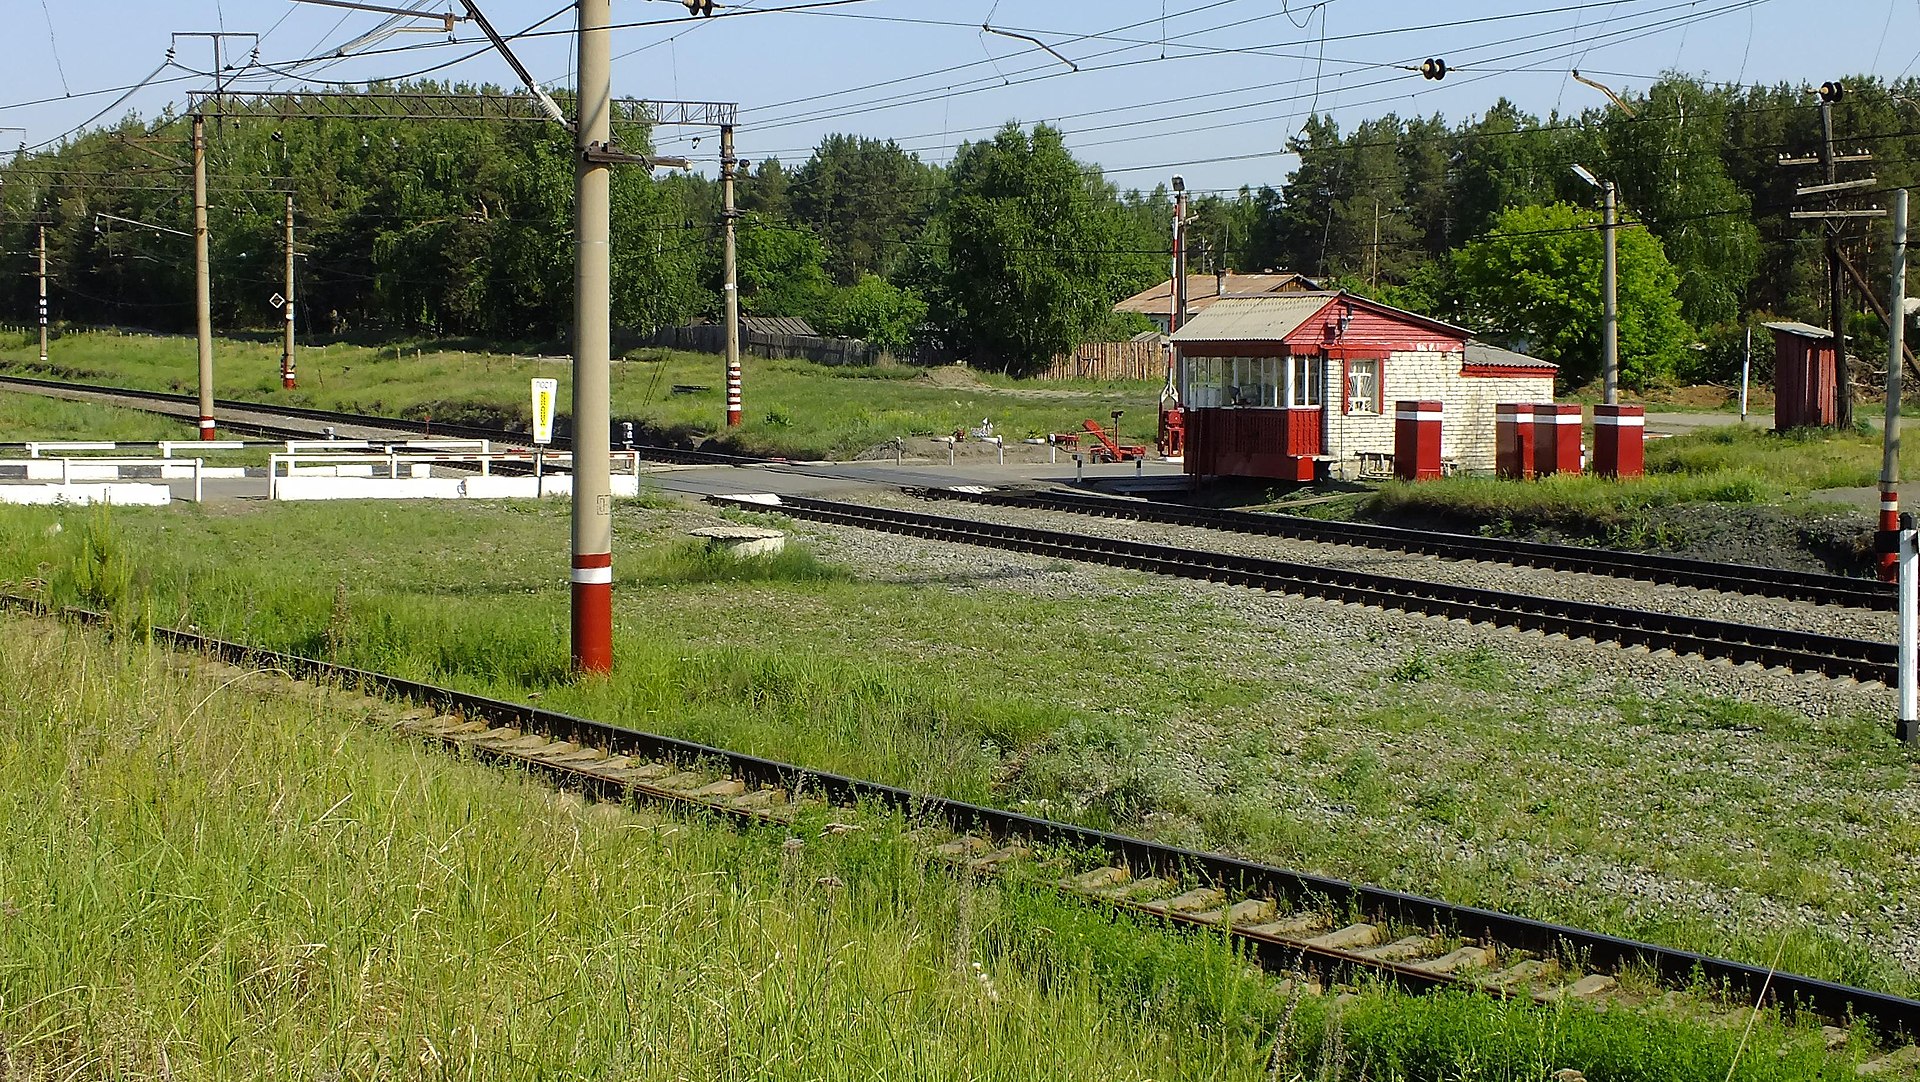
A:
1036 340 1163 382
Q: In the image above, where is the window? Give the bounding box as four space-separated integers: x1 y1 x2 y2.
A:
1182 356 1282 407
1289 355 1323 407
1346 358 1379 413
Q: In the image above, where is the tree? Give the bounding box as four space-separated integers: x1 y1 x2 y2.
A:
790 135 939 285
1449 202 1692 389
816 274 927 353
925 123 1157 375
732 220 831 320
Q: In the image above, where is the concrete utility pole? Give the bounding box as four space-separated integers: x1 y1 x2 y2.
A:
283 194 297 389
37 224 48 365
1601 181 1619 407
192 113 215 440
721 123 742 428
570 0 614 674
1572 164 1618 405
1881 188 1909 583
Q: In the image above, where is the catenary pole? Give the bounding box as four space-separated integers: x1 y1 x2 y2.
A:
37 224 47 364
1881 189 1908 584
570 0 614 674
1601 181 1619 407
192 113 215 440
722 123 742 428
283 194 297 389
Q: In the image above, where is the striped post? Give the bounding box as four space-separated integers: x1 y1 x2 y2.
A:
199 417 218 441
1393 400 1443 481
1495 403 1534 479
1882 492 1902 582
1591 404 1644 477
570 551 613 673
726 359 743 428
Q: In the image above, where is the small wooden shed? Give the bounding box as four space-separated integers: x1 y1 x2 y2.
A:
1765 321 1838 430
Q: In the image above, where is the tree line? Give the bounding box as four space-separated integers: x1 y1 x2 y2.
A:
4 74 1920 383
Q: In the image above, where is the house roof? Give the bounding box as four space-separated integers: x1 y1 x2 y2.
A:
1167 294 1336 342
1763 320 1832 340
1114 272 1325 316
1464 340 1557 370
1169 292 1470 344
741 315 819 336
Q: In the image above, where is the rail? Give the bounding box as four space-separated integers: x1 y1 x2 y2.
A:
6 594 1916 1046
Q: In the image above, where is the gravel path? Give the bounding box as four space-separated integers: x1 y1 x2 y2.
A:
865 489 1899 644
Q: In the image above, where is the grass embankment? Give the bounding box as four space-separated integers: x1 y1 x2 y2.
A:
0 389 197 443
0 594 1869 1078
0 497 1913 1011
1356 425 1887 562
0 328 1157 460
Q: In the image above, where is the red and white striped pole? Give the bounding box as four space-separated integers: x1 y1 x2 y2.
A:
569 0 614 673
1880 189 1908 583
721 124 743 428
726 360 742 427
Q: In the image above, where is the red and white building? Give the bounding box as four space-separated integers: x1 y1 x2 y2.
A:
1169 292 1557 481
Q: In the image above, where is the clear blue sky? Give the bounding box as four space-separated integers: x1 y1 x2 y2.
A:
6 1 1919 194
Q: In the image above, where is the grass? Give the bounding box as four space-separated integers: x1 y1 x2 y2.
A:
0 496 1914 1009
0 615 1871 1080
0 389 197 443
0 328 1159 460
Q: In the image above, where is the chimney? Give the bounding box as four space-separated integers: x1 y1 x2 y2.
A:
1216 268 1227 297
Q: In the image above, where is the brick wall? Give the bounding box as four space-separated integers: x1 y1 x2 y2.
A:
1323 350 1555 477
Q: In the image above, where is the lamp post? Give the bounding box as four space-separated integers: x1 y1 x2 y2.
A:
1572 164 1619 406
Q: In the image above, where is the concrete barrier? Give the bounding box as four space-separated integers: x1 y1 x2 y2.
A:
0 483 172 506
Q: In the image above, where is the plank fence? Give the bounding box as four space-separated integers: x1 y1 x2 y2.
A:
1036 340 1163 381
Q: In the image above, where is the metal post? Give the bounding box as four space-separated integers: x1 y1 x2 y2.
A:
1824 97 1853 428
1601 182 1619 407
570 0 614 675
1739 325 1751 424
37 225 48 364
283 194 297 389
1901 514 1918 744
193 455 203 504
1881 190 1909 583
192 113 216 440
722 124 742 428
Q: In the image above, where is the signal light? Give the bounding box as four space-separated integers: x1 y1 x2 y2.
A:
1420 58 1448 81
1819 80 1845 104
683 0 717 15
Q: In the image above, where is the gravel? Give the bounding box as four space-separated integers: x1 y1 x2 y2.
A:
753 494 1920 976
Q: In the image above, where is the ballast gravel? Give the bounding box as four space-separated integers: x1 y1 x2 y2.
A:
738 493 1920 977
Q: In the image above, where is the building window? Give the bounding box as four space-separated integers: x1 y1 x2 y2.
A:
1346 358 1379 413
1183 356 1282 407
1289 355 1323 407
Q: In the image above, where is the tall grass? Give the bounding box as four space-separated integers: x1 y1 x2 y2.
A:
0 617 1864 1080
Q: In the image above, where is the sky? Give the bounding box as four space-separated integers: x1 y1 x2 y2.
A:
7 0 1920 195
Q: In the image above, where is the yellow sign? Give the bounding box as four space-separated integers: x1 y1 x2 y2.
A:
530 378 558 445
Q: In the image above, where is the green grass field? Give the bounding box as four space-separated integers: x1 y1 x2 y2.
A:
0 494 1909 1008
0 328 1158 460
1 616 1869 1079
0 390 196 443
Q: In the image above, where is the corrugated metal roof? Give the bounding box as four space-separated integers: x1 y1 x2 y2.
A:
1114 273 1324 314
1763 320 1832 339
1465 340 1557 370
741 315 819 336
1168 294 1337 342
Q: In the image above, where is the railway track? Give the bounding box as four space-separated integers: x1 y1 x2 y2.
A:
912 486 1894 612
714 494 1898 684
7 594 1915 1053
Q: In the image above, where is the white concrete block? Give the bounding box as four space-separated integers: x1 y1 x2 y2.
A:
0 483 171 506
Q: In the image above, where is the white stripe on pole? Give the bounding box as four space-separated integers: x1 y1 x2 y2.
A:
570 566 613 585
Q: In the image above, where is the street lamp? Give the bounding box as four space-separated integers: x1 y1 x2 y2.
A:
1572 164 1619 405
